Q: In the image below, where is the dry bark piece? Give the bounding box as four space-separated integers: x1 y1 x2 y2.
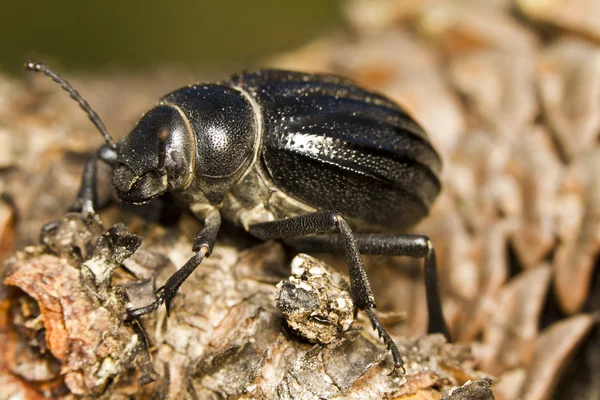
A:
491 368 527 400
418 1 538 55
537 38 600 160
0 372 50 400
184 240 486 399
0 128 19 169
517 0 600 42
480 265 552 375
268 38 336 73
2 220 154 396
447 131 512 233
520 314 595 400
275 333 385 399
276 254 354 344
0 200 15 263
442 378 494 400
344 0 433 31
5 293 61 383
449 50 537 139
554 148 600 314
40 214 94 261
452 219 516 342
507 126 563 269
552 266 600 399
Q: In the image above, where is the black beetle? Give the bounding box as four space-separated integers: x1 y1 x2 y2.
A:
27 62 451 374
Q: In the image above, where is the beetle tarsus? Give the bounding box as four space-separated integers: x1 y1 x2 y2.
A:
69 203 104 231
126 249 208 320
126 290 165 321
39 220 61 244
365 308 405 375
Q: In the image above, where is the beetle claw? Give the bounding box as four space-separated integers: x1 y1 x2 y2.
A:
126 288 165 321
364 308 405 375
70 200 105 230
163 287 177 317
39 220 61 244
388 362 406 376
125 276 181 320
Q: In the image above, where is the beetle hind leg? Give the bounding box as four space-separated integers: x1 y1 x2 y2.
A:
40 145 117 243
284 233 452 341
249 210 405 373
364 308 404 374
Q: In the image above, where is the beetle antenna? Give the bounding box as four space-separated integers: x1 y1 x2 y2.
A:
25 62 115 147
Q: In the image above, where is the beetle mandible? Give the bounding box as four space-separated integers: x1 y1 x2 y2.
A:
27 62 451 374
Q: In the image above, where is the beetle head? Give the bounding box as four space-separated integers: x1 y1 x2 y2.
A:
113 105 193 204
25 63 194 205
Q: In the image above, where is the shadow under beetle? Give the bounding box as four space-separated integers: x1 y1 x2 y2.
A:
27 62 451 374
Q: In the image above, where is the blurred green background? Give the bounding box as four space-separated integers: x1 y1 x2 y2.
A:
2 1 342 75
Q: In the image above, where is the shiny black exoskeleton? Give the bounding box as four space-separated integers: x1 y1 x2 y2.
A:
28 63 450 374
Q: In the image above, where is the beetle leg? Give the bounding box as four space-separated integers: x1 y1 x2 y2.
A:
250 211 375 309
69 144 117 215
284 234 451 342
126 210 221 320
249 210 407 373
41 144 117 241
364 308 402 374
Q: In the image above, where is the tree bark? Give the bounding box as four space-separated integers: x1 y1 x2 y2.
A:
1 213 491 399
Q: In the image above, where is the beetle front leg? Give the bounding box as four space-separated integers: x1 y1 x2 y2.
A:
126 210 221 320
41 144 117 240
249 210 404 373
71 145 117 214
284 234 451 341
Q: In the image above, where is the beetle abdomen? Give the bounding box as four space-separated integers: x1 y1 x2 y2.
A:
229 70 442 231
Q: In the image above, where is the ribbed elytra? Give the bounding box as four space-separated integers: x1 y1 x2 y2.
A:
227 70 442 231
